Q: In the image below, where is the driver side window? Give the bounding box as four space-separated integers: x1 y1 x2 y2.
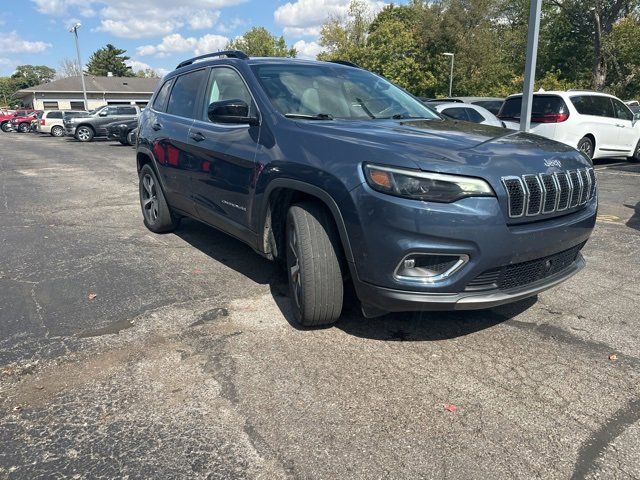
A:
203 67 254 121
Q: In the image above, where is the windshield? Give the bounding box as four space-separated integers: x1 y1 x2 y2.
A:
251 63 439 120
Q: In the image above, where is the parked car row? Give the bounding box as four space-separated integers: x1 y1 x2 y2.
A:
1 104 140 146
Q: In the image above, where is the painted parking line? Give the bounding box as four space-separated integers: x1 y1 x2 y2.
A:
594 162 628 170
595 170 640 177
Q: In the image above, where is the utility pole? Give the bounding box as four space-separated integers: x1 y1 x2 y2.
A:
443 52 454 97
69 23 89 111
520 0 542 132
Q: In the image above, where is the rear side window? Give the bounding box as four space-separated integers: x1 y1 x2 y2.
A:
167 69 207 118
117 106 137 115
473 100 502 115
570 95 615 118
153 79 174 112
47 111 63 119
499 95 567 119
466 108 485 123
442 107 469 121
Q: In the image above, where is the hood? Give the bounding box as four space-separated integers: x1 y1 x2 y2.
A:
295 118 590 177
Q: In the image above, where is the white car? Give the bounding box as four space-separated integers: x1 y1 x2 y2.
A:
36 110 86 137
432 102 504 127
499 91 640 162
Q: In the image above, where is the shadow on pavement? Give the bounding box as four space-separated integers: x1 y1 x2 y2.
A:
176 217 536 341
625 201 640 231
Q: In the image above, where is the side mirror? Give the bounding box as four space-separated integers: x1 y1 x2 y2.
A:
98 111 108 117
208 100 259 126
634 112 640 122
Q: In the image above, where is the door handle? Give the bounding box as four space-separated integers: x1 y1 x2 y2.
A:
152 123 162 131
190 132 206 142
615 124 625 128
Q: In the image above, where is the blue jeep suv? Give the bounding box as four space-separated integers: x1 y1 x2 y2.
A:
136 51 597 326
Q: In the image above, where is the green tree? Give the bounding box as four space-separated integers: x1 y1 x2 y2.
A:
10 65 56 89
318 0 373 62
0 77 19 107
85 44 134 77
227 27 296 57
604 14 640 98
135 68 160 78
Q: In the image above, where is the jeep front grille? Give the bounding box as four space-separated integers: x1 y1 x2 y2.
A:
501 168 596 219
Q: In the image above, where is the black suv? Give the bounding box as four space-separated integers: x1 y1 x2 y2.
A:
136 51 596 327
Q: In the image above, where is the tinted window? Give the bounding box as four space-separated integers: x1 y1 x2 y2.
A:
153 79 173 112
167 70 207 118
117 106 137 115
473 100 503 115
570 95 615 118
252 64 438 120
499 95 567 119
612 98 633 121
442 107 469 121
47 111 63 119
466 108 485 123
202 67 254 121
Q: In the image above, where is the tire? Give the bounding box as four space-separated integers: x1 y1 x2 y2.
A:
139 164 180 233
75 126 94 142
628 139 640 163
286 202 344 327
0 122 9 133
126 130 135 146
119 138 128 146
18 123 30 133
577 136 594 160
50 126 64 137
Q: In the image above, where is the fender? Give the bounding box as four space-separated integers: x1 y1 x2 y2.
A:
136 145 170 194
261 178 354 263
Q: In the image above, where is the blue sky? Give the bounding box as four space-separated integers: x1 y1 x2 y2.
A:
0 0 399 78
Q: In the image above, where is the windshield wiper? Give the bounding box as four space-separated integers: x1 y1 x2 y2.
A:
284 113 334 120
355 98 376 119
390 114 434 120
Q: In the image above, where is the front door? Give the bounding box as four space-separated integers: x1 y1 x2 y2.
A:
188 66 261 230
611 97 638 152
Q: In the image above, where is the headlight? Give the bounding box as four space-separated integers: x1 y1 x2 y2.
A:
364 164 494 203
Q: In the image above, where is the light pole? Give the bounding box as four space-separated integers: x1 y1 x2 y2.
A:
443 52 454 97
69 23 88 111
520 0 542 132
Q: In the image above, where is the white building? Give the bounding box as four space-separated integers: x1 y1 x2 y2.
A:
15 75 160 110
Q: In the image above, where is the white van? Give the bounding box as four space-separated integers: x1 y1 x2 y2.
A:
36 110 87 137
498 91 640 162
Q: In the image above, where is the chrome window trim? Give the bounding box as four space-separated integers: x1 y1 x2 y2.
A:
393 253 470 284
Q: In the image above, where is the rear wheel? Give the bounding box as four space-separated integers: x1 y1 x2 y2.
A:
577 136 594 159
18 123 30 133
628 139 640 163
139 164 180 233
50 125 64 137
286 202 344 327
0 122 9 133
75 126 94 142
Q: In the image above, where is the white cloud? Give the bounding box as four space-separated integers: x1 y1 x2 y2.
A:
293 40 324 60
32 0 245 38
188 10 221 30
137 33 229 58
274 0 386 38
0 31 51 54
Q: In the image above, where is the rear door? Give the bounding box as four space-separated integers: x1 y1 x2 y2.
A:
150 69 208 214
188 66 261 230
570 95 620 153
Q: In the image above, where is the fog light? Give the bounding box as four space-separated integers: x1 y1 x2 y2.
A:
394 254 469 283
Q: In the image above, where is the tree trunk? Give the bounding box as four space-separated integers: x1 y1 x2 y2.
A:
592 9 607 91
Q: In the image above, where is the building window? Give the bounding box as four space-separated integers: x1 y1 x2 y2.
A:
70 101 85 110
43 101 59 110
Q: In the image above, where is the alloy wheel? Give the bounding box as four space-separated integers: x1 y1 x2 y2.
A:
52 126 64 137
287 224 302 310
579 140 593 159
141 173 159 224
77 127 91 141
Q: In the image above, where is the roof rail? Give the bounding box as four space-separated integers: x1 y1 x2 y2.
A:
329 60 361 69
176 50 248 69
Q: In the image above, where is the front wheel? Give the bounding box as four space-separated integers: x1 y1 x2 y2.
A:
286 202 344 327
139 164 179 233
577 136 594 160
75 126 94 142
0 122 9 133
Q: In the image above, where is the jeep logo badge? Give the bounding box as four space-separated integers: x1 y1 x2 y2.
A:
544 159 562 168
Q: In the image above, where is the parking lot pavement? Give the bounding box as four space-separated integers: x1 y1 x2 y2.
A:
0 133 638 479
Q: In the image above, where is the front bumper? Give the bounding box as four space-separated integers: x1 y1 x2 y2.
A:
354 254 585 313
344 182 596 312
65 125 76 136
